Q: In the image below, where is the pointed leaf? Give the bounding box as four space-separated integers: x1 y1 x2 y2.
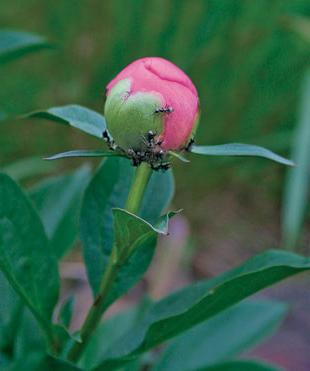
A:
93 250 310 370
191 143 294 166
27 105 107 138
29 166 91 258
45 150 122 161
0 30 51 64
0 174 59 324
104 209 176 307
152 300 286 371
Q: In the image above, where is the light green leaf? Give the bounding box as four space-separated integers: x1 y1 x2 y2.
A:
27 104 107 138
29 166 91 258
197 360 283 371
44 149 122 161
0 173 59 330
152 300 286 371
191 143 294 166
92 250 310 370
1 157 57 181
0 30 51 64
282 72 310 249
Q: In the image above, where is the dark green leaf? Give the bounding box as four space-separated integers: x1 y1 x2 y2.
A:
29 166 91 258
191 143 294 166
93 250 310 370
81 158 134 294
27 105 106 138
44 149 122 161
0 174 59 326
58 297 75 329
197 360 283 371
0 30 51 64
1 157 57 181
282 72 310 249
81 158 174 298
140 169 175 224
152 300 286 371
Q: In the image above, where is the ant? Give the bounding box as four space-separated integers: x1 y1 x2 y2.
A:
185 137 195 151
102 130 117 150
143 130 163 148
155 106 174 114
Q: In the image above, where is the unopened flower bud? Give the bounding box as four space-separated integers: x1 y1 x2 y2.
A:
104 57 199 155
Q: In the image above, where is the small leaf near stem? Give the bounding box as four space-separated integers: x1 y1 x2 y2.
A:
67 162 152 362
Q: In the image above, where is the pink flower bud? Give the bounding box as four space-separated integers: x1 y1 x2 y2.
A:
104 57 199 153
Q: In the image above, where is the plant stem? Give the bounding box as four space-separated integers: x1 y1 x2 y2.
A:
67 162 152 363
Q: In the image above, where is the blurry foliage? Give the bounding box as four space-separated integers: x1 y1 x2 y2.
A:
0 0 309 199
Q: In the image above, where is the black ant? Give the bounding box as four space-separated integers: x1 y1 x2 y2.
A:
185 137 195 151
142 130 163 149
102 130 117 150
155 106 174 114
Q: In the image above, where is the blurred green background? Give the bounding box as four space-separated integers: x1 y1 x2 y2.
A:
1 0 309 259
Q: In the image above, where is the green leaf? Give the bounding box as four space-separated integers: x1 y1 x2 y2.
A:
1 157 57 181
104 209 175 308
81 158 134 294
29 166 91 258
0 30 51 64
92 250 310 370
58 297 75 329
197 360 283 371
81 158 174 298
282 72 310 249
27 104 107 138
0 173 59 328
152 300 286 371
140 169 175 224
191 143 294 166
44 149 122 161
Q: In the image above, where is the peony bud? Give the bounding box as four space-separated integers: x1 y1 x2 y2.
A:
104 57 199 167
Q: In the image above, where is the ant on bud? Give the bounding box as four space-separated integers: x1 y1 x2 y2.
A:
154 106 174 114
102 130 117 150
185 137 195 151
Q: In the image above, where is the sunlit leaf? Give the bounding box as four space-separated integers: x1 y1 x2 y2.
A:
27 105 107 138
191 143 294 166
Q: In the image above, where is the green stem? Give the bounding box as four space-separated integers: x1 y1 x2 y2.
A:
67 162 152 363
